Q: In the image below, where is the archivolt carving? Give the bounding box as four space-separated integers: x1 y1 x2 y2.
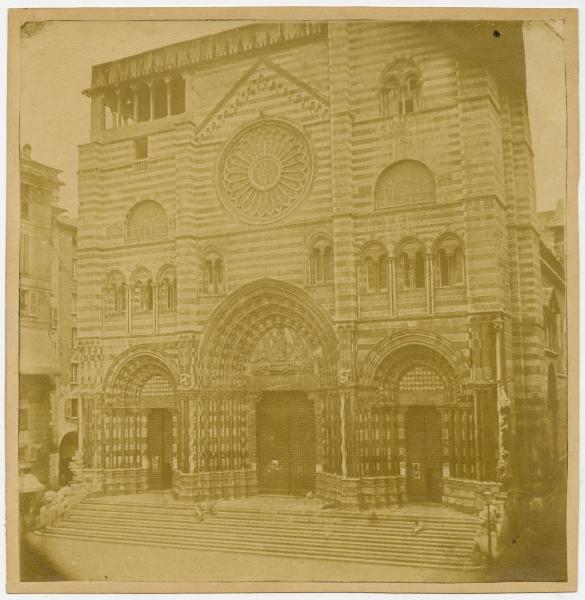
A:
104 349 178 408
198 279 337 387
217 119 314 224
361 330 469 385
372 344 462 403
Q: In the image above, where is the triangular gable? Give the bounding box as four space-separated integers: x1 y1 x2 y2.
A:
195 59 329 142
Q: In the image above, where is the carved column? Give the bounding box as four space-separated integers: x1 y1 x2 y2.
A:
115 89 122 128
126 284 132 334
472 388 481 480
242 392 257 471
426 253 435 315
354 261 361 319
397 407 407 477
164 77 172 117
388 256 397 318
131 84 139 123
440 407 451 480
336 323 356 380
153 282 159 333
148 81 155 121
309 392 324 475
493 317 503 383
340 390 348 478
101 286 106 337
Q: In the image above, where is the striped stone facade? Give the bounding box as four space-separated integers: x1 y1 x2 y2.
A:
76 21 565 510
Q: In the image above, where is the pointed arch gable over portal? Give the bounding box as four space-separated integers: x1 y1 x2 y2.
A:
198 278 338 388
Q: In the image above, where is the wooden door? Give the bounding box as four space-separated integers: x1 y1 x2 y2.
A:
288 394 316 494
405 406 443 502
256 394 291 494
256 392 316 495
148 409 173 490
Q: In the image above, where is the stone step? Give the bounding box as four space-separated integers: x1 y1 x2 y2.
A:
63 514 475 550
53 520 475 558
40 525 477 569
42 497 481 571
78 500 479 529
69 507 478 539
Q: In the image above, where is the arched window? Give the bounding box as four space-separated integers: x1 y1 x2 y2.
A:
119 87 135 126
379 61 422 117
126 200 168 240
201 252 225 295
136 82 151 123
543 291 560 351
309 236 334 285
397 239 425 291
104 89 118 130
104 271 127 315
152 79 168 119
434 235 465 287
375 160 436 209
131 269 154 313
361 242 388 293
170 75 186 115
158 266 177 312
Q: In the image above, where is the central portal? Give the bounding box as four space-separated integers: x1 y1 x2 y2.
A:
147 409 173 490
256 391 316 495
405 406 443 502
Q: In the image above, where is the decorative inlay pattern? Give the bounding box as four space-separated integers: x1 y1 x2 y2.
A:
217 120 313 224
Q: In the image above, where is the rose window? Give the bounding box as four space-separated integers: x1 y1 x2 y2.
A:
217 120 313 224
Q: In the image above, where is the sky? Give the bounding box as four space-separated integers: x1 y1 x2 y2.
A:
19 19 567 217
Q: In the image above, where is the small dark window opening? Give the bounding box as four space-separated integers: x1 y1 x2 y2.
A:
19 409 28 431
135 137 148 160
414 251 426 288
170 77 186 115
136 84 150 122
69 398 79 419
153 80 168 119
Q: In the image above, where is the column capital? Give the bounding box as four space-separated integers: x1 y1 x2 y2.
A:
492 317 504 332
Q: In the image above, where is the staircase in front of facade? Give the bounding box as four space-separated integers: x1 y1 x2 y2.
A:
36 494 482 570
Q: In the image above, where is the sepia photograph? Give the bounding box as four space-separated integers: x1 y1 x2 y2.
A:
5 6 578 593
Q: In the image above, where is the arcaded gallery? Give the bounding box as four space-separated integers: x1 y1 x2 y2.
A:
75 21 566 511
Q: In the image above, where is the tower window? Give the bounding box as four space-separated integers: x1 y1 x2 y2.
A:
379 63 422 118
309 237 334 285
397 239 426 291
361 243 389 293
435 236 465 287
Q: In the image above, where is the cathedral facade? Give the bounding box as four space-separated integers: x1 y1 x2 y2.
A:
75 21 566 510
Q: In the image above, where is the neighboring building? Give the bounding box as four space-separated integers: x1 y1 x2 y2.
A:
19 145 78 490
75 22 566 509
537 199 567 486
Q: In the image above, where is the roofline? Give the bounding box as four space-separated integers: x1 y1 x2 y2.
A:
83 21 328 95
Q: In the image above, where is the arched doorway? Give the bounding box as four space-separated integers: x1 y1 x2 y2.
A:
97 351 179 493
366 336 469 503
148 409 173 490
58 431 78 486
405 406 442 502
197 279 338 497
